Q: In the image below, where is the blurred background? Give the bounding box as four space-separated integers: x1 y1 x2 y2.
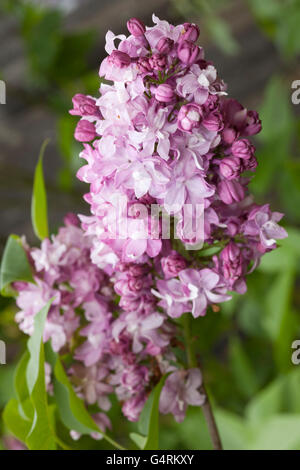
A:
0 0 300 450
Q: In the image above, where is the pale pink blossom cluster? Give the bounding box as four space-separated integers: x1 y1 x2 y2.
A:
13 16 287 435
72 14 287 301
14 215 203 428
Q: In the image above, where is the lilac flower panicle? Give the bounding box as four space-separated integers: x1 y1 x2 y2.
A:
14 15 287 433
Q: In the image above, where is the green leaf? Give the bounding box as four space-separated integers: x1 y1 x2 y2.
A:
246 368 300 423
276 3 300 59
263 269 295 371
245 376 285 423
248 414 300 450
57 116 81 191
229 337 259 399
26 343 56 450
0 235 34 296
17 299 57 450
14 352 33 421
46 344 99 434
215 409 250 450
257 76 294 144
31 139 49 241
129 433 147 450
3 399 32 443
138 374 169 450
22 8 62 83
45 343 124 449
26 299 54 394
197 245 222 258
0 364 16 407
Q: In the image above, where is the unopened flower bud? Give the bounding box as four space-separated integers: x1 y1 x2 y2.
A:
157 37 174 54
149 53 166 71
243 155 258 172
202 111 224 131
218 180 245 204
70 94 100 118
219 157 242 180
231 139 255 160
64 213 80 227
137 57 152 73
221 127 237 145
74 120 96 142
177 40 202 65
108 50 131 68
181 23 200 42
127 18 146 37
221 242 243 282
155 84 175 102
243 110 262 136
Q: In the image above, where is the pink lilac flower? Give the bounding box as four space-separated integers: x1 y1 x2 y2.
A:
243 204 288 250
13 15 288 434
160 369 205 422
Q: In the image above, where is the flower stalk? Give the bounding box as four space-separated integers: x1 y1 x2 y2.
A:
182 314 223 450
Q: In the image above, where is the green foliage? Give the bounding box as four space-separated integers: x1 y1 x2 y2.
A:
132 374 170 450
57 116 82 191
0 364 16 408
3 300 57 450
247 0 300 59
31 140 49 241
2 300 125 450
0 235 34 297
46 344 100 436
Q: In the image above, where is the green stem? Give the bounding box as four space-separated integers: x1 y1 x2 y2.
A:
101 434 126 451
182 314 223 451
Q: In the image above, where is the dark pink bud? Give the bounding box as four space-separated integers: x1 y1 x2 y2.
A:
137 193 156 204
178 103 203 132
219 157 242 180
181 22 200 42
202 111 224 131
177 40 202 65
69 94 100 118
64 213 80 227
108 50 131 68
221 98 247 129
243 110 262 136
161 252 187 279
74 120 96 142
231 139 255 160
127 17 146 37
243 155 258 172
218 180 245 204
157 37 174 54
221 127 237 145
155 83 175 102
128 265 147 277
203 94 218 113
221 242 243 282
137 57 152 73
149 53 166 71
128 277 143 292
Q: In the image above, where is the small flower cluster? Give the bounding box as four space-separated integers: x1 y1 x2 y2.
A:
14 215 204 433
72 15 287 309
